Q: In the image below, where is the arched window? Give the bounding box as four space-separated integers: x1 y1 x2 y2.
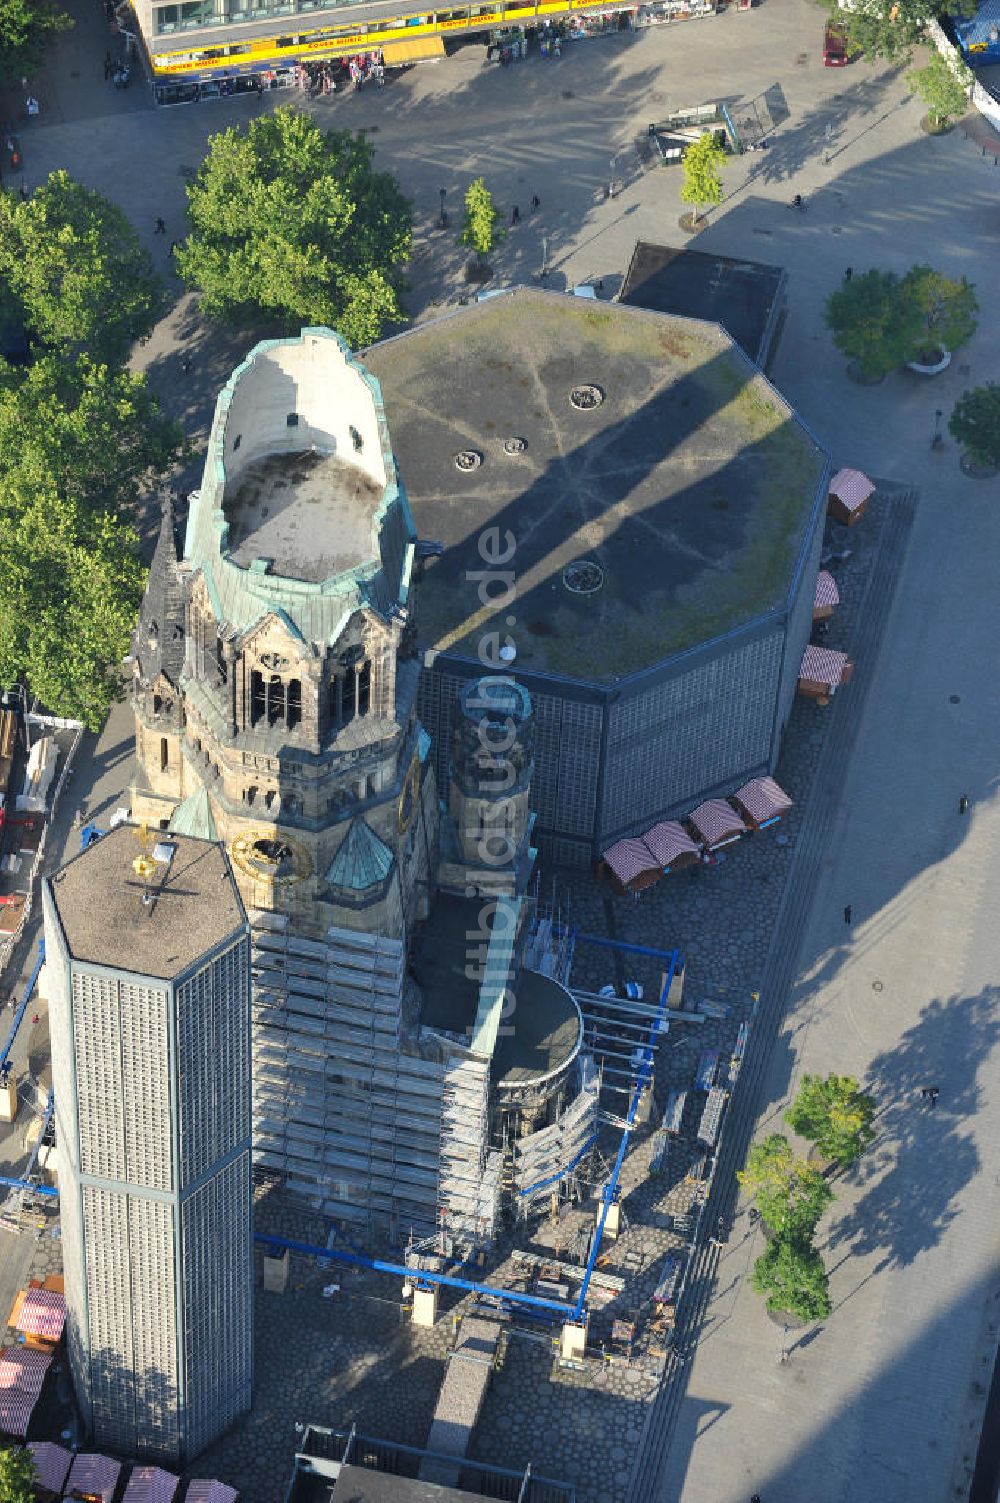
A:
160 737 169 772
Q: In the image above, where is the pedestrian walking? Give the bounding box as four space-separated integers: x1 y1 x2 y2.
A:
510 204 520 226
31 1014 39 1026
154 216 166 234
104 51 113 80
844 266 853 281
530 194 540 211
19 181 27 201
959 794 969 815
843 904 852 925
928 1085 940 1106
168 241 178 257
180 353 193 374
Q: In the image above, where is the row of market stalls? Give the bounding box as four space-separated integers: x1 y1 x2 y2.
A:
600 466 870 890
796 466 872 704
0 1281 66 1439
26 1450 236 1503
599 775 794 893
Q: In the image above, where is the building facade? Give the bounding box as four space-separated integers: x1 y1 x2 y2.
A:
43 828 252 1465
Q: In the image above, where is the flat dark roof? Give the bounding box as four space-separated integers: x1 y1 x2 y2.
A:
365 288 822 684
47 826 246 980
330 1465 489 1503
620 241 786 368
412 892 483 1038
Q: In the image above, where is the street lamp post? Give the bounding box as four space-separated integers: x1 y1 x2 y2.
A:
931 408 944 449
1 685 31 753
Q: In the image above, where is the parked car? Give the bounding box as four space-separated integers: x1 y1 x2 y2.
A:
823 22 848 65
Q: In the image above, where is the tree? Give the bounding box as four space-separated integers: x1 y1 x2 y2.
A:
0 0 72 88
785 1074 876 1168
0 1443 36 1503
177 108 411 347
0 356 182 517
0 171 165 366
824 269 920 379
949 383 1000 469
0 357 180 729
459 178 505 265
823 0 976 63
737 1134 834 1237
679 133 726 224
898 264 977 358
751 1234 832 1322
907 52 972 129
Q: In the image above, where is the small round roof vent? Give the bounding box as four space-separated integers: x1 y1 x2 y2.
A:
570 384 604 411
563 559 604 596
503 436 528 456
455 450 483 472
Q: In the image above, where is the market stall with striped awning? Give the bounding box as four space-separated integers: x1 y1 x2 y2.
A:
124 1468 180 1503
642 820 701 872
28 1441 73 1497
184 1483 239 1503
600 837 662 892
798 644 854 701
686 800 747 851
731 777 793 831
66 1452 122 1503
813 569 840 620
828 467 874 526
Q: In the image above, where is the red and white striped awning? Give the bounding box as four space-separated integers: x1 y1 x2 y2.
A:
602 837 661 887
800 645 849 689
185 1484 239 1503
29 1442 73 1496
814 570 840 610
0 1388 38 1438
732 777 793 830
829 468 874 513
15 1287 66 1341
124 1467 180 1503
687 800 747 850
0 1346 52 1394
66 1453 122 1503
643 821 701 869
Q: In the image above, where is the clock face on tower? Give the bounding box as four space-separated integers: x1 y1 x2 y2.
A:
228 830 312 885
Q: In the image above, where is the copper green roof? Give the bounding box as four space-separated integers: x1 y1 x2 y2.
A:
168 785 219 843
184 327 416 646
325 818 394 891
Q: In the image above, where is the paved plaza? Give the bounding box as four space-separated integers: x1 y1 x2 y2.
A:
2 2 1000 1500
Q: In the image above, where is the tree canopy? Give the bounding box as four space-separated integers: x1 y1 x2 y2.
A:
949 382 1000 468
0 357 181 729
785 1074 876 1167
0 0 71 87
826 265 978 376
898 264 978 357
177 107 411 347
751 1234 832 1322
738 1134 834 1236
907 52 972 127
0 1443 36 1503
825 269 918 379
680 133 726 222
821 0 976 63
460 178 505 262
0 172 165 366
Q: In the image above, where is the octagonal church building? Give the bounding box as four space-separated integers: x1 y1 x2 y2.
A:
130 294 828 1241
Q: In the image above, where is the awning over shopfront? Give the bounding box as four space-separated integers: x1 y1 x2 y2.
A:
687 800 747 851
601 837 662 891
643 820 701 870
731 777 793 831
813 569 840 618
799 644 853 696
381 35 445 65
